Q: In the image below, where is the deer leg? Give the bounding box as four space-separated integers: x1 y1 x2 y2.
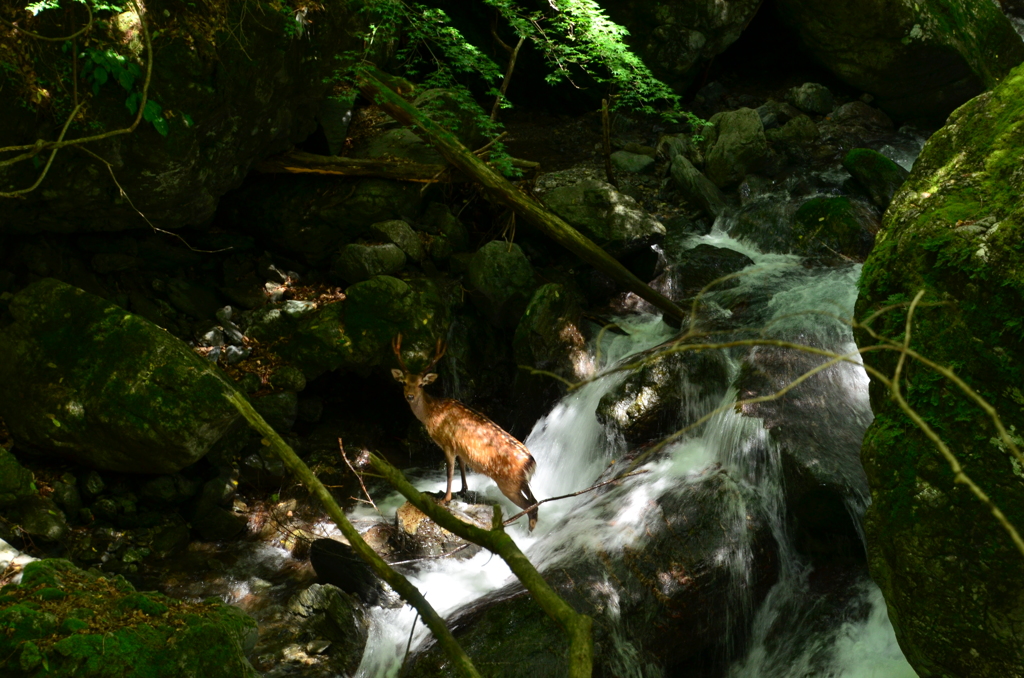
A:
444 455 455 503
457 457 469 495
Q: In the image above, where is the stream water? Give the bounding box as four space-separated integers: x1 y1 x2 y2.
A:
346 209 919 676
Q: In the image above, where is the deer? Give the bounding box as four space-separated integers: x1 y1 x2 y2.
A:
391 334 539 531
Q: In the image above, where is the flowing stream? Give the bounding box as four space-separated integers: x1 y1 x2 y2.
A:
347 212 920 675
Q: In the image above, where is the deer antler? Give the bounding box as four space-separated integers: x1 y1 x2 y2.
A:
425 338 447 373
392 334 410 373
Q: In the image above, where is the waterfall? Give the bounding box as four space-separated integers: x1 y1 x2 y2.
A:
350 221 918 677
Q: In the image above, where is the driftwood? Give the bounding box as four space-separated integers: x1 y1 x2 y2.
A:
355 67 687 322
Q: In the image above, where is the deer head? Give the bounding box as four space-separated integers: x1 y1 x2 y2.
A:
391 334 446 409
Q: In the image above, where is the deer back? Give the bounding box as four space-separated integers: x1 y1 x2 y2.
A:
425 398 537 483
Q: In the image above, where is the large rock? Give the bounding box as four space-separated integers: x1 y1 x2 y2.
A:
703 108 770 188
599 0 764 89
842 148 910 210
0 0 361 234
775 0 1024 122
0 279 241 474
0 559 258 677
669 155 728 218
542 179 666 258
855 63 1024 677
466 241 536 328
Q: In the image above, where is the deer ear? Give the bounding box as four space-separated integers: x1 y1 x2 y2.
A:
421 372 439 386
391 369 406 382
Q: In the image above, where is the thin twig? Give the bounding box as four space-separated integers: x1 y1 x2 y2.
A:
339 438 384 519
503 469 648 526
399 612 421 677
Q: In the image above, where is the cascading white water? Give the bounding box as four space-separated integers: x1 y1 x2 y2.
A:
348 221 918 677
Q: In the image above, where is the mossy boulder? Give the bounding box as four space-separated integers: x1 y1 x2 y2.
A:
332 242 407 284
774 0 1024 122
842 148 910 210
0 279 241 474
541 180 666 258
0 559 258 677
791 196 878 261
703 108 770 188
0 449 36 508
855 62 1024 677
466 242 537 328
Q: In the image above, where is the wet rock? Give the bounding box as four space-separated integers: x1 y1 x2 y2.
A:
393 500 493 561
856 61 1024 678
513 284 591 422
669 155 729 218
285 583 368 674
542 179 666 258
610 150 656 174
842 148 910 210
269 366 307 393
596 343 730 446
0 559 259 676
791 196 878 261
0 279 242 474
333 242 407 284
309 539 380 605
703 108 770 188
787 82 835 115
466 241 536 328
774 0 1024 122
652 244 754 302
50 473 83 516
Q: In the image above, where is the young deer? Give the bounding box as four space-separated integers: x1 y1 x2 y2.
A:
391 335 539 530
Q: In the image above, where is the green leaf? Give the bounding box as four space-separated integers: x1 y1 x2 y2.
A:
125 92 141 114
117 69 135 91
142 99 162 123
94 67 109 86
151 116 169 136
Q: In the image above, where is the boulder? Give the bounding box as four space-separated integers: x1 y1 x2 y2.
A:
370 220 426 262
285 583 368 674
775 0 1024 122
596 343 731 447
332 242 407 283
791 196 879 261
0 449 36 507
787 82 836 115
855 62 1024 677
703 108 770 188
764 114 821 145
598 0 764 89
0 559 259 677
669 155 729 218
466 241 536 328
542 179 666 258
842 148 910 210
610 150 656 174
0 279 241 474
0 1 361 234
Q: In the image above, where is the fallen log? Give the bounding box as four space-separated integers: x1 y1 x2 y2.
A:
254 150 540 183
254 151 457 182
356 67 687 323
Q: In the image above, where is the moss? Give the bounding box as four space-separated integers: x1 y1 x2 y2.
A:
0 559 257 678
792 196 875 259
856 61 1024 676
